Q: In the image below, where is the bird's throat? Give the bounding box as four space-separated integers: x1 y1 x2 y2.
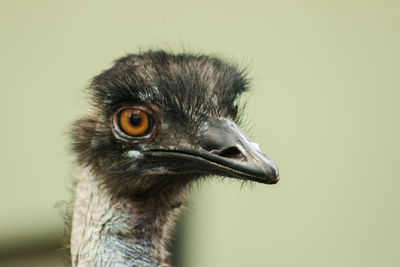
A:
71 168 181 267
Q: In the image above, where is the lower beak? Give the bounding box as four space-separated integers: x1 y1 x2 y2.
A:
147 118 279 184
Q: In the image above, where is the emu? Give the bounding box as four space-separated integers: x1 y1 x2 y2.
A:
70 51 279 266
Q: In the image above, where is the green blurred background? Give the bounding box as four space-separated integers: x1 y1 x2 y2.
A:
0 0 399 266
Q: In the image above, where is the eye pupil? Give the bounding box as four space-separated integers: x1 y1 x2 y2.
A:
130 114 142 126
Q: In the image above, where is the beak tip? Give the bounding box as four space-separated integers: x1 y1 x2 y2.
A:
267 166 280 184
272 175 280 184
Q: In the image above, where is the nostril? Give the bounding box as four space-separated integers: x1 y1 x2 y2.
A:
216 146 243 159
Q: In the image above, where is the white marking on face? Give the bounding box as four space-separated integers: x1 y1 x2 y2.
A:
127 150 143 158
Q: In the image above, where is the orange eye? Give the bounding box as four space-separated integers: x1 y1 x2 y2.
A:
118 108 151 136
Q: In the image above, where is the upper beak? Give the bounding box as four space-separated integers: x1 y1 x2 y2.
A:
195 118 279 184
147 118 279 184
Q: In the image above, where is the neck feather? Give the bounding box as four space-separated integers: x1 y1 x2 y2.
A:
71 168 183 267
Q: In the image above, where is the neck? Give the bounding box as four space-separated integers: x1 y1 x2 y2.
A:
71 168 183 267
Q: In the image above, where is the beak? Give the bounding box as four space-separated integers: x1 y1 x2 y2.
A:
147 118 279 184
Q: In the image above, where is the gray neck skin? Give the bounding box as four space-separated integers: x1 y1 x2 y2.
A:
71 168 181 267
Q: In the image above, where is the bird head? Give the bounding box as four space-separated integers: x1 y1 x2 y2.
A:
71 51 279 198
